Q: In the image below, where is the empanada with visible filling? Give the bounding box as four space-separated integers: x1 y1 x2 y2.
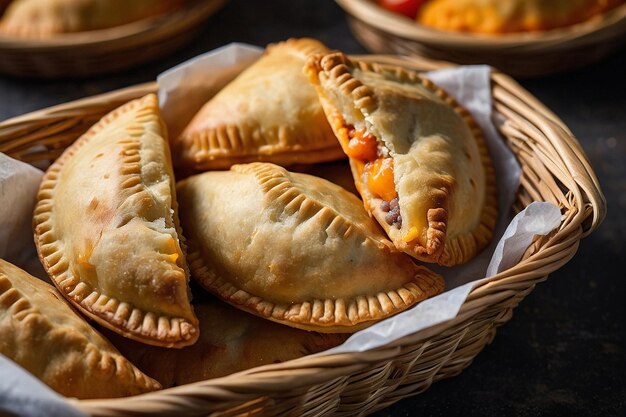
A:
177 162 444 332
0 259 161 398
305 53 497 266
0 0 185 37
417 0 623 34
175 38 345 171
104 297 348 388
34 94 199 348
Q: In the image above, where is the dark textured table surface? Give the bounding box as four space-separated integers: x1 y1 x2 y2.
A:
1 1 624 416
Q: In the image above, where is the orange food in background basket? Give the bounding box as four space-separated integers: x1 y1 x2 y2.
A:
378 0 624 33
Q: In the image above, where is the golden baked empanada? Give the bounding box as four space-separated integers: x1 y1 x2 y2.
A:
294 160 359 196
104 297 348 388
305 53 497 266
177 162 444 332
34 94 199 348
175 38 345 171
0 0 184 37
0 259 160 398
417 0 622 34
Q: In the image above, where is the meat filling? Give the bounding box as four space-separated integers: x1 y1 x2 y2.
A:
344 125 401 229
381 197 402 227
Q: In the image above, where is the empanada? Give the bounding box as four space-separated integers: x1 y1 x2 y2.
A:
104 297 348 388
305 53 497 266
177 162 444 332
0 0 184 37
175 38 345 171
0 259 160 398
294 160 359 196
417 0 622 34
34 94 199 348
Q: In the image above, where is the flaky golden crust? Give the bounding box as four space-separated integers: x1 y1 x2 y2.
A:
0 259 160 398
417 0 623 34
33 94 199 348
294 160 359 196
178 162 444 332
105 299 348 388
305 52 497 266
175 38 345 171
0 0 186 38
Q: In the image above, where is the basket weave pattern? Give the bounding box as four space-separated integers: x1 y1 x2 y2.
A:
337 0 626 77
0 0 229 78
0 56 605 416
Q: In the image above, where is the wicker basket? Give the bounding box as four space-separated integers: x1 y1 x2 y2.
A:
0 55 606 416
336 0 626 77
0 0 229 78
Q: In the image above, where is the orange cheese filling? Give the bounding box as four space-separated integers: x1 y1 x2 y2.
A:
345 126 398 202
345 127 378 161
366 158 397 202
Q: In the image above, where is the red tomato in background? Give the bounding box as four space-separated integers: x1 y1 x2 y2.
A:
376 0 425 19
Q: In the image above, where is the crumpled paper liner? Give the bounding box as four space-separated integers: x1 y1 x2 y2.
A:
0 43 562 416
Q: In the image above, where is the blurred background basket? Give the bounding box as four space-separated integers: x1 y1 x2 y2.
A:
0 55 606 416
0 0 229 79
336 0 626 77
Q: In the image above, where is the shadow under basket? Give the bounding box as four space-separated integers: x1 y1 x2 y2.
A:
336 0 626 78
0 0 229 79
0 55 606 416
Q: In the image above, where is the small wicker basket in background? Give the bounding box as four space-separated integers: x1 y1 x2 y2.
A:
0 55 606 416
0 0 229 79
336 0 626 77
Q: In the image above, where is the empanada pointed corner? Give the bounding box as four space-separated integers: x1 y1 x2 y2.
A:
34 93 199 348
0 259 161 398
306 53 498 266
174 38 345 171
177 162 444 332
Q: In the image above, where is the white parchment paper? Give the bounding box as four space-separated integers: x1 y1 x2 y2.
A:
0 155 49 281
0 43 563 416
0 154 42 267
0 355 88 417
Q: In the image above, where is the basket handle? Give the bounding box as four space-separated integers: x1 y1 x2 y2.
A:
0 82 157 165
491 72 606 236
543 119 606 236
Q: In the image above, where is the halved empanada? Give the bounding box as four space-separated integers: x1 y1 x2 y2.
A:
104 297 348 388
0 0 184 37
305 53 497 266
177 162 444 332
175 38 345 171
0 259 160 398
34 94 199 348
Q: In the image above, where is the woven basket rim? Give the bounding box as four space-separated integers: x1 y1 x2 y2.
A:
336 0 626 49
0 54 607 416
0 0 229 50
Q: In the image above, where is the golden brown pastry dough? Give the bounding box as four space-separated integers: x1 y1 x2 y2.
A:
0 259 160 398
0 0 184 37
305 53 497 266
175 38 345 171
104 297 348 387
294 160 359 196
33 94 199 348
417 0 623 34
177 162 444 332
